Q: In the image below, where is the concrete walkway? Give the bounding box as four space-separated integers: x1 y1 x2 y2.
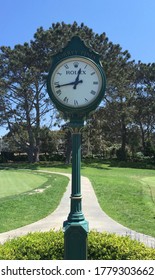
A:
0 172 155 248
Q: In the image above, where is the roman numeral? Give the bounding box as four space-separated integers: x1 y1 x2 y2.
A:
64 64 69 69
63 97 69 103
54 82 60 87
56 89 61 96
93 81 98 85
90 90 96 95
74 100 78 106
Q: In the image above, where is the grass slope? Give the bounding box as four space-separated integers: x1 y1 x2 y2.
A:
37 161 155 237
82 163 155 237
0 161 155 237
0 170 47 198
0 171 69 233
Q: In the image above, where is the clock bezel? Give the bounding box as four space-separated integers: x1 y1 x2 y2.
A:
47 55 106 116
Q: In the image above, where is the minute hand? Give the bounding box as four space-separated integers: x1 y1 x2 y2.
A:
55 81 76 88
55 80 83 88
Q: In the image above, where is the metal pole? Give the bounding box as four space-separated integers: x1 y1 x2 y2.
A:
63 127 89 260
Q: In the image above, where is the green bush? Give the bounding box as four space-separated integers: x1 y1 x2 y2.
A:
0 231 64 260
0 230 155 260
88 231 155 260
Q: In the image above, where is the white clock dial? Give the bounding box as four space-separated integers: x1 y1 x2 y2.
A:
50 57 103 108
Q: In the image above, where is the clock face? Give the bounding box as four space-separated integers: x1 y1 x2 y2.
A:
49 57 104 110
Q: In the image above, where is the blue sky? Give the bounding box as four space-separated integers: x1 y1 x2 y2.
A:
1 0 155 63
0 0 155 136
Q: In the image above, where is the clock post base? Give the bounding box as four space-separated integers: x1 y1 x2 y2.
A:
63 219 89 260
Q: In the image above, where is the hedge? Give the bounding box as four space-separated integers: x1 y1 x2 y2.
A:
0 230 155 260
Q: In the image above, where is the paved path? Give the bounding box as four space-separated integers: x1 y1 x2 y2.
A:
0 172 155 248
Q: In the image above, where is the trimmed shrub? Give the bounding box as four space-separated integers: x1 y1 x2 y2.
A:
0 230 155 260
88 231 155 260
0 231 64 260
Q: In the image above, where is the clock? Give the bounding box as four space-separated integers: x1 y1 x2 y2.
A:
47 56 106 115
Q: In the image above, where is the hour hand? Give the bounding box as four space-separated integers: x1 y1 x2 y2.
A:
75 68 81 82
73 68 82 89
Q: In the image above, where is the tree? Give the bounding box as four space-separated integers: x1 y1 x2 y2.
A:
0 43 53 162
32 22 137 161
0 22 140 162
87 59 136 160
134 62 155 155
39 126 65 159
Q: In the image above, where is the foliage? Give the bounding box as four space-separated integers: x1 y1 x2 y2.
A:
88 231 155 260
116 147 128 161
0 231 64 260
1 21 155 163
0 21 136 162
82 61 155 161
0 230 155 260
133 63 155 156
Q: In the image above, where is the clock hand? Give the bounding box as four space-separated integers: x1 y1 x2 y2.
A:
74 79 83 87
75 68 81 81
55 69 83 89
55 80 83 88
73 68 82 89
55 81 76 88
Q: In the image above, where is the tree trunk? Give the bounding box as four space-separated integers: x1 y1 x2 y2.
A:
34 145 40 162
27 146 34 163
139 122 145 153
120 115 127 161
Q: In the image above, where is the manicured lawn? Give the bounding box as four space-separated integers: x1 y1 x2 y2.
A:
0 170 47 198
85 165 155 237
0 161 155 238
37 161 155 237
0 170 69 233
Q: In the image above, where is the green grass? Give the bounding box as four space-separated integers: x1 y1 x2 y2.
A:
0 170 69 233
81 162 155 237
0 161 155 238
36 161 155 237
0 170 47 198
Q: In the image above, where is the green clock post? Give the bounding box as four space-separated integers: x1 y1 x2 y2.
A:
47 36 106 259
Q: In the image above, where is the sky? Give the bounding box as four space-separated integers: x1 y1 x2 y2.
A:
0 0 155 136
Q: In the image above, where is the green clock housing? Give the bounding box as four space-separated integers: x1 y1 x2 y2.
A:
47 36 106 118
